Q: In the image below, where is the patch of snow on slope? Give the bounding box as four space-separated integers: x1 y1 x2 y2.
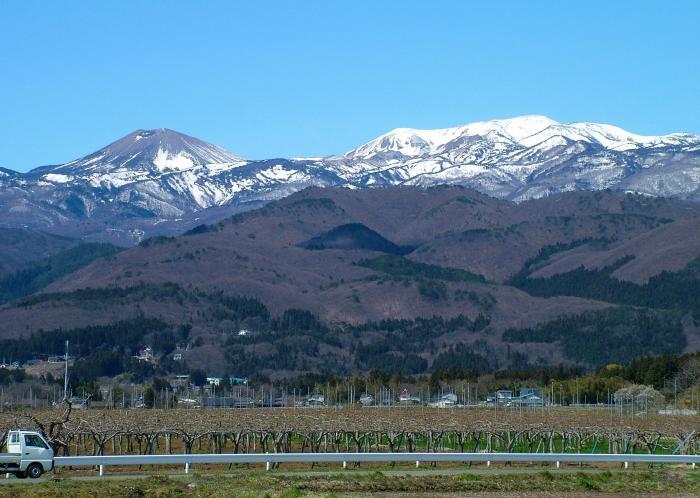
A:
256 164 299 182
460 115 558 143
43 173 73 183
205 161 249 174
153 148 195 172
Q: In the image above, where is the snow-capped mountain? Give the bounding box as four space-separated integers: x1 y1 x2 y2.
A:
343 116 696 160
326 115 700 200
0 129 341 244
1 116 699 244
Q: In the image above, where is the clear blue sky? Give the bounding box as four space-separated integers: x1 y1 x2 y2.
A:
1 1 699 171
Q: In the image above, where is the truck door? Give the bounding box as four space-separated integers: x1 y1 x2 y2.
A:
23 434 53 467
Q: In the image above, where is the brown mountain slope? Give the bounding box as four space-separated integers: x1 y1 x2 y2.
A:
48 186 700 286
25 187 700 324
0 186 698 375
528 218 700 283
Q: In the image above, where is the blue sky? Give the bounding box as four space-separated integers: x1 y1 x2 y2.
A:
1 1 699 171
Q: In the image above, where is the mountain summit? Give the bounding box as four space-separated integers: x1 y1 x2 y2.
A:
37 128 245 178
1 116 699 244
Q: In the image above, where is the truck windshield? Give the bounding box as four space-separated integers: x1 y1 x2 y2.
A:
24 434 48 449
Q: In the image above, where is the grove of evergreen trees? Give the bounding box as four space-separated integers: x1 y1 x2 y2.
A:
509 254 700 313
502 307 686 366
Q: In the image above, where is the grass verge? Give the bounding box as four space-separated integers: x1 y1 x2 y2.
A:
0 469 699 497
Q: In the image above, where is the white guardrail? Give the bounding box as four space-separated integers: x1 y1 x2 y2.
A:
54 452 700 476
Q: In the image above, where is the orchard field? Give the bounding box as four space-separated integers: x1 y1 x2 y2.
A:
3 406 698 458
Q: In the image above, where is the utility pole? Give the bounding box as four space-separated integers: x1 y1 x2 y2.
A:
674 378 678 407
63 340 69 400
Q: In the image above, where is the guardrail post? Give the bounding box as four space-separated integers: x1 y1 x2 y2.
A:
266 453 271 472
99 464 104 477
415 460 420 468
556 461 560 469
624 461 629 469
185 462 189 474
486 460 490 467
342 461 347 469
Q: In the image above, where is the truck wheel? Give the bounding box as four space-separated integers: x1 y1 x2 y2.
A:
27 463 43 479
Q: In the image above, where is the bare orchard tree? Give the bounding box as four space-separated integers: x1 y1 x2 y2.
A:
14 399 73 453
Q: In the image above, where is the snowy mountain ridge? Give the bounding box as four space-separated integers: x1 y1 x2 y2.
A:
342 115 696 160
1 116 699 244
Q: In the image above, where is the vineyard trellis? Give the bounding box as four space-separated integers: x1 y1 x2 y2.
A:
2 407 698 461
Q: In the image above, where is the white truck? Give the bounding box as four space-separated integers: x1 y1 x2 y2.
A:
0 430 54 478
